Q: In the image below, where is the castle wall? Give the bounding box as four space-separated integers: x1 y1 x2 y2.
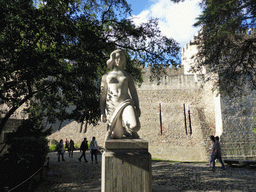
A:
47 73 217 161
136 85 215 161
182 41 198 75
180 30 256 161
220 93 256 160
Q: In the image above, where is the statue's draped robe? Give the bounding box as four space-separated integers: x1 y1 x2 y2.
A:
106 99 135 133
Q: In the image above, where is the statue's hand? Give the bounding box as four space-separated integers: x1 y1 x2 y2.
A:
101 114 107 123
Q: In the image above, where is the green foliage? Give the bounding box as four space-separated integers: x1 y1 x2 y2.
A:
48 142 81 151
191 0 256 97
0 0 180 135
49 144 57 152
74 143 80 150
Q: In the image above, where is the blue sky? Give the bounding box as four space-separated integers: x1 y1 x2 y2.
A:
126 0 202 50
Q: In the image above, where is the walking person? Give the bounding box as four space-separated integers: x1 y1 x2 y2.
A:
57 139 65 162
209 135 216 168
90 137 99 164
213 136 225 170
78 138 88 162
69 139 74 158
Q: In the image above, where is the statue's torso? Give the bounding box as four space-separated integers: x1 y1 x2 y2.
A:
106 70 131 105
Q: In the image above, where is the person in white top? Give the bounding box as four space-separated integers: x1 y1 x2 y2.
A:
90 137 99 164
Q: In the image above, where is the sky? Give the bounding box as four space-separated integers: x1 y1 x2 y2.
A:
126 0 202 50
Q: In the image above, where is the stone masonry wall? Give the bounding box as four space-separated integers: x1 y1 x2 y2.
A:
47 76 217 161
136 79 216 161
220 93 256 160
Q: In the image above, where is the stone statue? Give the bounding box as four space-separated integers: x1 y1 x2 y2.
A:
100 49 141 139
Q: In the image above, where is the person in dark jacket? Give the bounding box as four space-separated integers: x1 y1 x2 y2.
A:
213 136 225 170
78 138 88 162
209 135 216 168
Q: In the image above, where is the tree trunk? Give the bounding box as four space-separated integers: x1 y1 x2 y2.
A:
0 94 32 135
83 120 88 133
80 121 84 133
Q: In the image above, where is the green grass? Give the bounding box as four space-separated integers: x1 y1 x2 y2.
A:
48 143 86 152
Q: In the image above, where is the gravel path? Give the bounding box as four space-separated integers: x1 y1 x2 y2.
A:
152 161 256 192
35 152 256 192
35 151 101 192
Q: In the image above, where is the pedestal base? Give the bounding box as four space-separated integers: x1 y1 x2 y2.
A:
101 139 152 192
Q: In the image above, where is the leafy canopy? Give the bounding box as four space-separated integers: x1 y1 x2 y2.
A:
0 0 180 134
195 0 256 97
172 0 256 97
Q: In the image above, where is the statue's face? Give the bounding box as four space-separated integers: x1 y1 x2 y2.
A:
115 52 124 68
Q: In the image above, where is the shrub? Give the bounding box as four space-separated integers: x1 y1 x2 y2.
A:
0 117 50 190
74 143 80 150
49 144 57 152
0 136 49 190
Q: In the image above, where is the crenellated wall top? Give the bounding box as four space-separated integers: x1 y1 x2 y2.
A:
141 64 185 76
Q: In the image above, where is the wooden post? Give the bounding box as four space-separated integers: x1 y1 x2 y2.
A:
183 104 187 135
188 105 192 135
159 103 162 135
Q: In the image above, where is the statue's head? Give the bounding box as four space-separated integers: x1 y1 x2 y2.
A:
107 49 126 69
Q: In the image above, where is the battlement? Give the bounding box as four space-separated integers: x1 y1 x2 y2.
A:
181 30 202 75
138 64 201 90
141 64 185 75
182 31 199 57
181 28 256 61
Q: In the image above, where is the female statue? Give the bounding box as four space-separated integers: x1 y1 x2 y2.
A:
100 49 140 139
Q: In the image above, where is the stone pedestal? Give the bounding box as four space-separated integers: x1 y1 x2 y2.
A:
101 139 152 192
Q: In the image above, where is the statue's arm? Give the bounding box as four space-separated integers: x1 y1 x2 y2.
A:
100 74 107 122
128 73 141 117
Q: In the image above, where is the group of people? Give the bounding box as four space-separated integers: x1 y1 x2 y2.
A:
56 137 99 164
209 135 225 170
56 139 72 162
78 137 99 164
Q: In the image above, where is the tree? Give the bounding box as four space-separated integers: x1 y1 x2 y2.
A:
0 0 80 134
172 0 256 97
0 0 180 135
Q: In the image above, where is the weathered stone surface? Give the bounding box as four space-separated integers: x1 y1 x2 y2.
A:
102 139 152 192
104 139 148 150
220 93 256 160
